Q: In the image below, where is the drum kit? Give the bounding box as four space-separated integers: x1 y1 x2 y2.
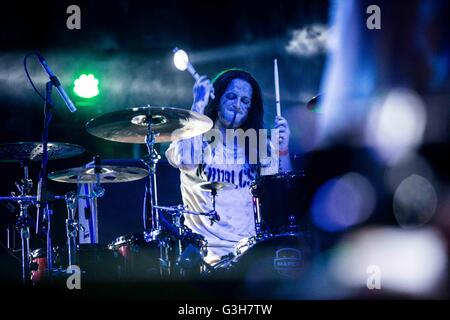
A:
1 105 313 286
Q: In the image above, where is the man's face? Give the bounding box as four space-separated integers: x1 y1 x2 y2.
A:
217 78 253 129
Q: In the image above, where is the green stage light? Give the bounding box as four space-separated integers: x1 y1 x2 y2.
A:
73 74 99 99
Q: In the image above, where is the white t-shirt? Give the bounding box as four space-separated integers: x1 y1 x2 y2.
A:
165 134 277 264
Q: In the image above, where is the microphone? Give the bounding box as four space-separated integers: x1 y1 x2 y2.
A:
36 52 77 113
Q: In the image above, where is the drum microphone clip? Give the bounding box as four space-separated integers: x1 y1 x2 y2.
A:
207 210 220 226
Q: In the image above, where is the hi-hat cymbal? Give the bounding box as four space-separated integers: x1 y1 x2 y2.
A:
85 106 213 144
0 142 85 162
196 181 237 192
48 165 149 184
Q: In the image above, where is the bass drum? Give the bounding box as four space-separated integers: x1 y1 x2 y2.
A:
214 234 313 281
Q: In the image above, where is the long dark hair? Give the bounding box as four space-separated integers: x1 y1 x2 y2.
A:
204 69 265 173
204 69 264 131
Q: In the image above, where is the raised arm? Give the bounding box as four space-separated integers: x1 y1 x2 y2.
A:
165 75 215 171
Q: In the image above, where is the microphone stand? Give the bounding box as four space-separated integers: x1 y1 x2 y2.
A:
36 81 54 280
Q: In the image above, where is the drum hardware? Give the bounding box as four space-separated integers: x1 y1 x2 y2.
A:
176 242 207 277
142 114 166 276
250 179 274 240
205 187 219 227
202 253 235 275
3 104 216 283
85 105 213 236
1 190 103 284
0 141 85 284
152 205 210 277
27 190 112 285
48 160 148 271
252 194 265 240
2 168 59 284
286 215 300 233
154 204 220 225
196 182 237 226
143 123 161 237
235 236 257 256
16 161 33 284
64 192 82 268
0 192 66 283
85 105 213 277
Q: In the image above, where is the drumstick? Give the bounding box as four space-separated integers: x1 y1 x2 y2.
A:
274 59 281 117
173 48 215 99
188 63 215 100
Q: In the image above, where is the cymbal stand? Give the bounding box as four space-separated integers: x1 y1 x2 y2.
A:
170 209 184 277
65 192 78 267
143 124 161 234
15 161 33 284
153 205 211 276
64 180 103 269
142 116 166 275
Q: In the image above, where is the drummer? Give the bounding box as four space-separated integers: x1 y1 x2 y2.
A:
166 69 292 264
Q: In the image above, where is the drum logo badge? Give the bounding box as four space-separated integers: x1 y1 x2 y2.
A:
273 248 302 277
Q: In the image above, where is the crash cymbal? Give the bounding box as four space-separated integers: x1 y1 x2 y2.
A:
48 165 149 184
0 142 85 162
196 181 237 192
85 106 213 144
